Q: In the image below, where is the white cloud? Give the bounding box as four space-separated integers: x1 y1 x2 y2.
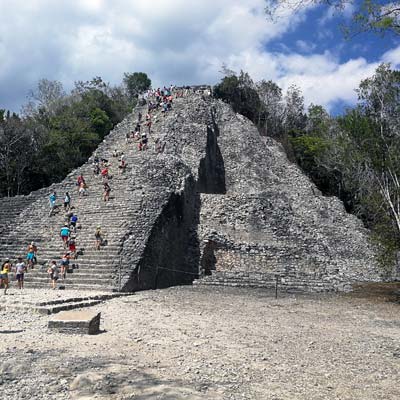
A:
295 40 317 53
0 0 397 113
382 46 400 68
277 57 379 110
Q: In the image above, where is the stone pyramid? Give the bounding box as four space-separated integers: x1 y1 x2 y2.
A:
0 92 383 292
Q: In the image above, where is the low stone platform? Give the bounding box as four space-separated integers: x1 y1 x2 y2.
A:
0 289 133 314
48 310 101 334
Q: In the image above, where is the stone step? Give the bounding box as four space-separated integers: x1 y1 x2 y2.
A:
0 292 131 314
193 276 338 292
23 282 116 291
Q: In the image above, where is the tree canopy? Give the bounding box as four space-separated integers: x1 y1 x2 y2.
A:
266 0 400 37
0 72 150 197
123 72 152 101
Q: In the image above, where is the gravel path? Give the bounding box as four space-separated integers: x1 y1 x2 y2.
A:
0 285 399 399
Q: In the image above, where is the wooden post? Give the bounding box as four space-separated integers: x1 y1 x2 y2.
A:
118 256 122 292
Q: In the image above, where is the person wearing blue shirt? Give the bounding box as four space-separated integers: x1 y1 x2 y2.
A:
60 224 70 249
49 191 57 216
70 214 78 233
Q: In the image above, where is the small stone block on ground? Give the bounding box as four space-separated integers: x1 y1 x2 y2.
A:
48 310 101 335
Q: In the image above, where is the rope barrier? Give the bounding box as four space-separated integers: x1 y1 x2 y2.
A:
143 264 200 276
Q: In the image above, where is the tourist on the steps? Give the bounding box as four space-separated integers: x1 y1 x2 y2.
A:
103 181 111 202
77 174 85 191
60 253 70 280
64 192 71 211
69 213 78 233
118 155 126 174
139 132 148 151
49 191 57 216
26 242 37 269
60 224 70 249
15 257 26 289
94 226 102 250
47 260 59 289
146 118 152 134
113 149 123 158
101 166 110 182
68 238 77 259
93 162 100 176
134 130 140 142
78 181 87 197
138 111 142 123
0 259 11 294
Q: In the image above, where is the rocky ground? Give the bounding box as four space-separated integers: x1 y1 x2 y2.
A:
0 285 399 400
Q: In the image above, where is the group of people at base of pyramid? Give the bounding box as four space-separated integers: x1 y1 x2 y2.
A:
0 242 39 294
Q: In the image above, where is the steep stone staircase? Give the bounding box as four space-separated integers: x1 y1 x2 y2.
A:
0 102 171 291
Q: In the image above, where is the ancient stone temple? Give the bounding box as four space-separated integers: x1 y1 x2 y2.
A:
0 93 384 292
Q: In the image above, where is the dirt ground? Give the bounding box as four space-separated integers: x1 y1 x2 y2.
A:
0 285 399 400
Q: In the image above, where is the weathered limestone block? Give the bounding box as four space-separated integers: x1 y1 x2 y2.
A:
48 311 101 335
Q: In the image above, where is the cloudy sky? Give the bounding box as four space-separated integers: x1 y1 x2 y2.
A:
0 0 399 113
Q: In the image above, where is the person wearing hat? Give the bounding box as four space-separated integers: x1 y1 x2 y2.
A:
0 259 11 294
15 257 26 289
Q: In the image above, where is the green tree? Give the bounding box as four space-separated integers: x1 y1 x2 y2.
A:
355 64 400 237
214 70 266 128
284 84 306 135
0 113 39 196
123 72 151 101
357 63 400 141
290 104 342 194
25 79 66 117
256 80 284 138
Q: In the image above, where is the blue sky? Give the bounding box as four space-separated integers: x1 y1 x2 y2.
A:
0 0 398 114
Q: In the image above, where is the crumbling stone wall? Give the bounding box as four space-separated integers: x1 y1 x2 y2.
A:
189 99 383 291
119 160 199 291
